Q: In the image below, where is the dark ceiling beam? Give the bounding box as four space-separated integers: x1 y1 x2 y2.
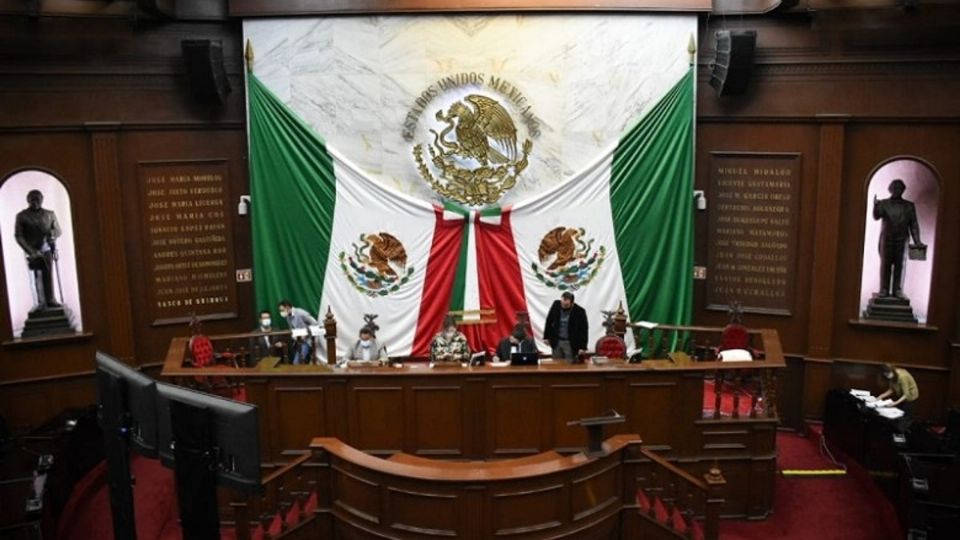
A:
228 0 712 17
712 0 783 15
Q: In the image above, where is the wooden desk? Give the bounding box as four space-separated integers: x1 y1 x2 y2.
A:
163 329 785 519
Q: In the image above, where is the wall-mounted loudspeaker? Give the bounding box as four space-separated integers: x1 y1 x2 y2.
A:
709 30 757 97
181 40 231 104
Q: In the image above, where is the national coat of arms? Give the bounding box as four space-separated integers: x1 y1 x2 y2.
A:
339 232 414 297
413 94 533 206
531 227 606 291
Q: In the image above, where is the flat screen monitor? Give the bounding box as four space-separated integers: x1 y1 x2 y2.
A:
95 351 159 458
156 382 260 492
510 351 539 366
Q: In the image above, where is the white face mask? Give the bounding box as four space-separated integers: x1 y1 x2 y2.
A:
279 309 289 318
444 330 456 339
260 318 271 328
360 340 371 348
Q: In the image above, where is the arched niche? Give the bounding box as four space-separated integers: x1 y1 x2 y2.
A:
0 169 83 338
858 157 940 325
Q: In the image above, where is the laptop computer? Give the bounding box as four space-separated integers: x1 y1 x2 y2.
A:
510 351 539 366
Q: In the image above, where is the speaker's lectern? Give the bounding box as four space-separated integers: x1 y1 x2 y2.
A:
567 410 626 457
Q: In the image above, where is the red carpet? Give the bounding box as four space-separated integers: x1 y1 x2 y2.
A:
721 430 902 540
61 431 901 540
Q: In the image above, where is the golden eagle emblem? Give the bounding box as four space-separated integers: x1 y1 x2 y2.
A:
414 93 533 206
532 227 606 291
434 95 518 166
339 232 415 298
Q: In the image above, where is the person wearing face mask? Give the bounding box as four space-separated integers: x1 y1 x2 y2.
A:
493 323 538 363
254 309 285 352
277 300 319 364
347 326 387 363
430 316 470 364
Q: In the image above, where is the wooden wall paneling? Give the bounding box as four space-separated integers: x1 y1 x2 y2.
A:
240 378 273 460
407 383 465 457
677 372 708 455
570 461 621 524
796 119 847 418
463 377 486 459
323 378 350 445
0 132 104 393
273 383 327 457
120 129 253 367
692 122 821 356
0 374 97 432
334 467 382 526
621 377 678 451
348 383 404 455
384 485 461 537
485 380 546 456
806 119 847 359
832 124 960 367
547 380 603 452
89 127 137 362
777 355 806 430
746 452 775 518
950 346 960 409
489 480 565 536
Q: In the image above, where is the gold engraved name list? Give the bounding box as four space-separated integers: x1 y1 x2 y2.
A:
139 161 238 325
706 153 801 315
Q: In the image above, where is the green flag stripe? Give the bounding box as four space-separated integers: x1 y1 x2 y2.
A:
611 68 694 327
248 74 336 322
448 221 470 313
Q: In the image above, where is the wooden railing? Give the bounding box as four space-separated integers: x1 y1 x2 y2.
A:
618 321 783 420
230 452 320 540
634 447 726 540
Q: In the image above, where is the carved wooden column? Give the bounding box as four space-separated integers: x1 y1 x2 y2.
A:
703 465 726 540
88 124 136 362
323 306 337 365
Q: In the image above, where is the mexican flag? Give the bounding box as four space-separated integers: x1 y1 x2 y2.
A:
249 68 693 357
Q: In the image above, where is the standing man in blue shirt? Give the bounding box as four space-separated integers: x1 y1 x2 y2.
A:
544 292 588 362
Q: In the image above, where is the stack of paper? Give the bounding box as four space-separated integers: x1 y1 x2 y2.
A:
877 408 904 419
849 389 877 403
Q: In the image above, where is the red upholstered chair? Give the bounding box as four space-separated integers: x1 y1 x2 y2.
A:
719 323 749 352
189 334 215 367
594 334 627 359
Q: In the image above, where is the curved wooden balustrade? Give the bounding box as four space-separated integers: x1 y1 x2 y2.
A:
230 436 725 540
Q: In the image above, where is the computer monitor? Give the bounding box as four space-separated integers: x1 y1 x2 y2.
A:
95 351 159 458
510 351 539 366
156 382 261 492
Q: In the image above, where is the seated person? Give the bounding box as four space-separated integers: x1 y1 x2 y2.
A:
493 323 538 363
878 363 919 416
255 309 285 353
430 316 470 364
346 325 387 363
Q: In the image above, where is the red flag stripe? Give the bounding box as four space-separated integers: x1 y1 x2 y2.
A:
412 206 466 356
471 208 529 354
